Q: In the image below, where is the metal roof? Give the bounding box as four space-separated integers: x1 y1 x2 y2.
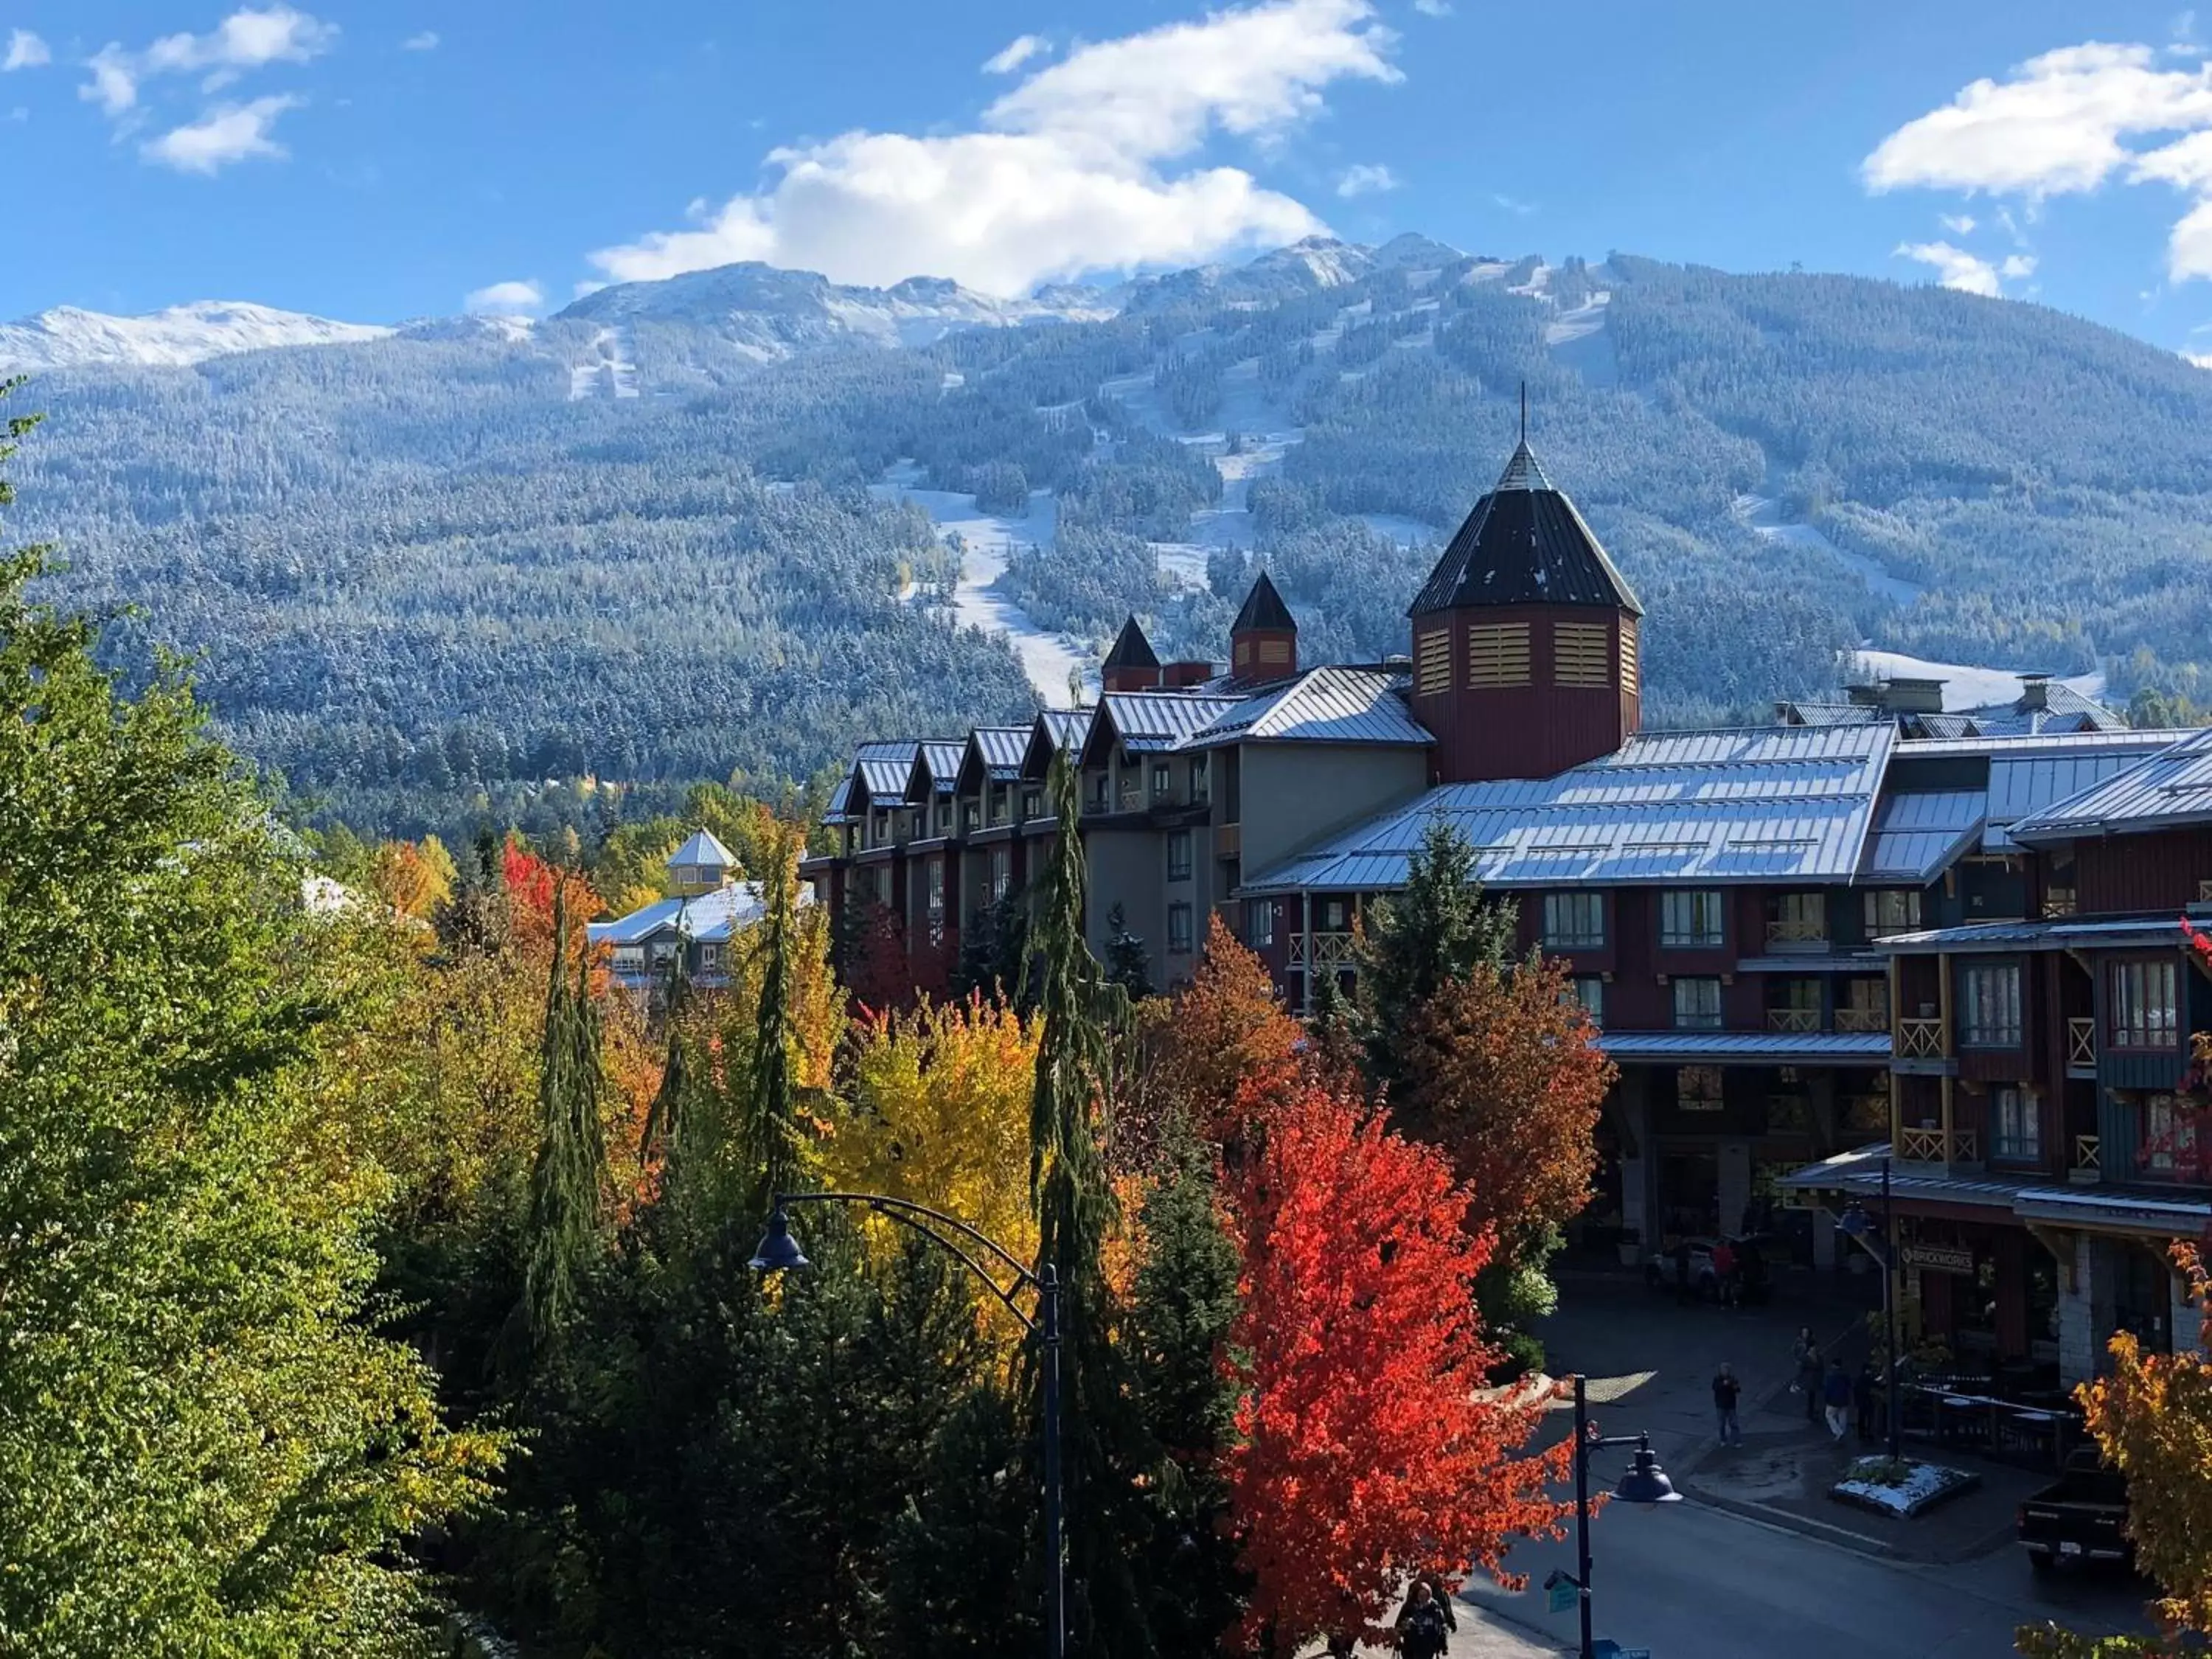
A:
824 775 855 824
1873 914 2191 955
1893 728 2199 759
2007 726 2212 844
1983 745 2173 850
1596 1031 1893 1065
1239 723 1893 895
1409 441 1644 617
1860 789 1984 882
586 880 790 947
967 725 1031 780
911 740 966 799
1778 1145 2043 1208
852 739 922 801
1778 701 1886 728
1232 570 1297 633
667 828 737 870
1102 616 1160 671
1091 692 1245 757
1185 665 1430 750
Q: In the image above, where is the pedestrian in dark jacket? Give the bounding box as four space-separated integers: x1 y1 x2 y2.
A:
1853 1360 1878 1439
1792 1327 1820 1421
1822 1358 1853 1441
1397 1581 1452 1658
1713 1363 1743 1446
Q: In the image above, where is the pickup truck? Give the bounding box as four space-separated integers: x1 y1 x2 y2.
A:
2017 1447 2131 1576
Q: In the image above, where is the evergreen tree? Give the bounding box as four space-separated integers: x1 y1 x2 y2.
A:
1025 751 1159 1659
1354 818 1516 1094
886 1388 1039 1659
1103 901 1153 998
742 819 817 1219
956 888 1030 1004
516 884 608 1355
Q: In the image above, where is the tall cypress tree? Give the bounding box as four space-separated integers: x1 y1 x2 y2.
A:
1026 752 1158 1658
516 884 608 1356
741 818 817 1222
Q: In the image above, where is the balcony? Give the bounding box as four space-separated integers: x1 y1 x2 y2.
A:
1766 1007 1820 1034
1896 1018 1946 1060
2070 1134 2101 1185
1289 931 1358 968
1897 1126 1979 1164
2067 1017 2096 1074
1215 822 1240 860
1834 1006 1890 1034
1764 917 1829 953
1117 783 1142 813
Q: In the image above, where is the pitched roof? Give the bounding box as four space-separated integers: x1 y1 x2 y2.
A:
667 828 737 871
1102 616 1160 671
1186 666 1430 750
2006 726 2212 844
1859 789 1984 883
1409 440 1644 618
966 725 1031 782
853 739 922 801
1232 570 1297 633
585 880 796 947
1240 723 1891 894
1088 692 1244 759
1020 706 1097 779
910 740 966 799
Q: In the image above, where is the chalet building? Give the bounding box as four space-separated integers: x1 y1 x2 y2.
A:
801 432 2212 1373
588 830 783 992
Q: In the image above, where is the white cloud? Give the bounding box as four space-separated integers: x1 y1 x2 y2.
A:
2186 349 2212 366
1939 212 1977 234
81 7 335 116
588 0 1398 295
1492 192 1536 215
1336 161 1399 196
466 279 544 315
1891 240 2042 297
982 33 1046 74
1863 40 2212 282
142 94 302 173
1413 0 1452 14
402 31 440 52
4 30 50 72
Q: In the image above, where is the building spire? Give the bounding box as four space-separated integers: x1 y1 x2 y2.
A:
1519 378 1527 445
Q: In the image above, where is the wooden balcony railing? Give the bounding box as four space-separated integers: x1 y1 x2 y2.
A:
1898 1127 1979 1164
1834 1006 1890 1034
1117 785 1141 813
2071 1134 2101 1184
1289 931 1358 968
2044 888 2077 919
1765 918 1829 950
2067 1017 2096 1069
1896 1018 1946 1059
1766 1007 1820 1034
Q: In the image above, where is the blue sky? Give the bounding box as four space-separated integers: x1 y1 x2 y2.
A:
7 0 2212 355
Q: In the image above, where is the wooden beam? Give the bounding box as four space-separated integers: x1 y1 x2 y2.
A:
2024 1222 2079 1294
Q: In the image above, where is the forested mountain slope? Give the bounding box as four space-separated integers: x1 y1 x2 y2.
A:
10 241 2211 838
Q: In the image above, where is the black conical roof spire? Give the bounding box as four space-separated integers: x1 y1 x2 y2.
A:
1232 569 1296 633
1102 615 1160 670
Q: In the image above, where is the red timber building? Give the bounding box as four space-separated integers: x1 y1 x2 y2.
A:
804 434 2212 1385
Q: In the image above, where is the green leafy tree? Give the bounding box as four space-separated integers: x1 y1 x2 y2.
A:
0 386 498 1655
1354 818 1516 1096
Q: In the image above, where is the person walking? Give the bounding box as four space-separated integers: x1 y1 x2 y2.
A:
1822 1357 1853 1442
1712 1363 1743 1447
1792 1327 1821 1422
1853 1360 1879 1441
1397 1579 1453 1659
1711 1237 1738 1309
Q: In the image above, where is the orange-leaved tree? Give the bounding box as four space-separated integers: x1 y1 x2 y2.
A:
1224 1076 1571 1656
1148 914 1308 1157
1394 953 1615 1267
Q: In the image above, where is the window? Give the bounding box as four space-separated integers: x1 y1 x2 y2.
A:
1863 889 1922 937
1659 889 1724 948
1151 761 1172 802
1566 975 1604 1026
699 942 723 973
1467 623 1531 686
1554 622 1611 686
2111 960 2179 1049
925 861 945 914
1189 756 1209 805
1086 773 1108 813
1767 891 1826 946
1769 978 1820 1032
988 848 1012 903
1247 900 1275 949
1416 627 1453 695
1542 892 1605 950
1960 963 2023 1047
1837 977 1890 1032
2146 1094 2201 1176
1021 787 1042 821
1167 902 1194 955
1677 1065 1724 1113
936 800 953 833
1993 1087 2040 1161
989 785 1009 827
1673 976 1723 1030
1166 830 1193 882
1320 897 1352 932
964 800 983 832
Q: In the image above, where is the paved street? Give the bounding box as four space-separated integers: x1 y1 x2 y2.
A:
1446 1276 2154 1659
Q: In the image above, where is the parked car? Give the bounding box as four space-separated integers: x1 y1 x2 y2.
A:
1643 1234 1773 1304
2017 1447 2131 1576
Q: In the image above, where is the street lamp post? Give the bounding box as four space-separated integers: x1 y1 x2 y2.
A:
1839 1155 1903 1463
749 1193 1065 1659
1554 1373 1680 1659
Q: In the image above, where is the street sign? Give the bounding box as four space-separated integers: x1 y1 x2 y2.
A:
1547 1579 1578 1614
1902 1242 1975 1275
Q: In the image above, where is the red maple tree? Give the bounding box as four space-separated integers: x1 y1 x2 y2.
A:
501 836 601 951
1222 1077 1572 1655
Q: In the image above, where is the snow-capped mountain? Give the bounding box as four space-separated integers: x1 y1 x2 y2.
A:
554 262 1119 360
1119 233 1467 314
0 300 392 372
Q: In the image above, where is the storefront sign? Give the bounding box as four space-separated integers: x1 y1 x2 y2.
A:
1902 1242 1975 1276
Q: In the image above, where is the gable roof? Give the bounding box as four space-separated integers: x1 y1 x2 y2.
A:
961 725 1032 789
1409 439 1644 618
1240 723 1891 895
667 828 737 871
2007 726 2212 844
1232 570 1297 633
1102 616 1160 671
586 880 796 947
1084 692 1245 763
1020 706 1097 779
908 739 966 801
1185 665 1430 750
1860 789 1985 883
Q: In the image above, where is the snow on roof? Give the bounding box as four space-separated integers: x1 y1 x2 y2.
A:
667 828 737 870
1185 665 1430 750
2008 726 2212 845
586 880 800 947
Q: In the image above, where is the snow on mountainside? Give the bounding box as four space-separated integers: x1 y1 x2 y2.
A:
0 301 392 372
556 262 1119 360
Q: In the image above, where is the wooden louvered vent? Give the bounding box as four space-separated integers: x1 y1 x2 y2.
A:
1467 623 1531 687
1416 628 1453 695
1554 622 1612 687
1620 619 1639 695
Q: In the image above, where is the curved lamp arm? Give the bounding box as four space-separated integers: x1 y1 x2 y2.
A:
772 1190 1044 1337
